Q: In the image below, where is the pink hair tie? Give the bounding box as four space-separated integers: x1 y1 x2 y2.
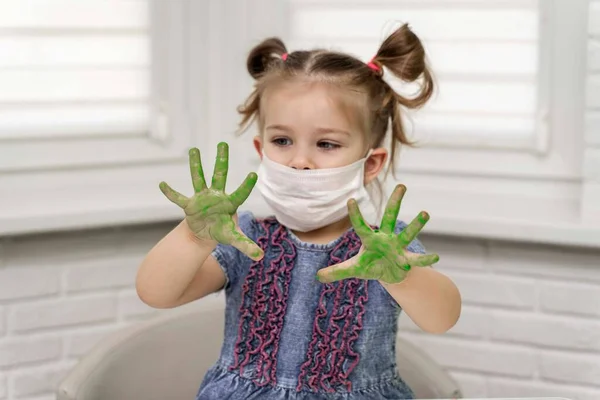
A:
367 58 381 73
281 53 288 61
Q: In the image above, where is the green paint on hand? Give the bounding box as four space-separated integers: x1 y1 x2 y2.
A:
316 184 439 284
159 142 264 261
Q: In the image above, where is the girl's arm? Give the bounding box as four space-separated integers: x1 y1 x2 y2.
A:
380 261 461 334
316 185 461 334
135 219 226 309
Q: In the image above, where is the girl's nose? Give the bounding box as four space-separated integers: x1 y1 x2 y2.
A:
289 152 315 170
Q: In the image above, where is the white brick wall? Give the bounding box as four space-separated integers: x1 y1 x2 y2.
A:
0 224 173 400
1 226 599 400
398 235 600 400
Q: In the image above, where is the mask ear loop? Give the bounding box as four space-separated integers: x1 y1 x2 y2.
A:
362 148 375 180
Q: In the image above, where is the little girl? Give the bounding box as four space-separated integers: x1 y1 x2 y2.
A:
137 24 461 400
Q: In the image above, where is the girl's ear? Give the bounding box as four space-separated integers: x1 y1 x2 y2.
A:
364 147 388 185
253 135 263 159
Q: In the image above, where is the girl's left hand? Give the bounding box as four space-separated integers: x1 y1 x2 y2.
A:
316 184 440 284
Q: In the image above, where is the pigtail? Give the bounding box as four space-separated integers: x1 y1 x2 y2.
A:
246 37 288 79
370 24 435 179
238 37 288 133
372 23 434 109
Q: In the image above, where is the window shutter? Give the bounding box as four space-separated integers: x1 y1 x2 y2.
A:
288 0 540 144
0 0 150 139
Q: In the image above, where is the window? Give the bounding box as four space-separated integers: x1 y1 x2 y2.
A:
3 0 594 246
278 0 593 245
0 1 150 142
0 0 192 235
289 1 543 152
0 0 288 236
0 0 191 171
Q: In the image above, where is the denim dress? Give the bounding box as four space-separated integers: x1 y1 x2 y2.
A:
195 211 427 400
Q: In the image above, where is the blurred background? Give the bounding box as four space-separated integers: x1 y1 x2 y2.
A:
0 0 599 399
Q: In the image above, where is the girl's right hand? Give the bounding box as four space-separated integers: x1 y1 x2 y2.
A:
159 142 264 261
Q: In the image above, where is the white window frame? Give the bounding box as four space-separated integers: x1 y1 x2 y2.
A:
393 0 584 177
0 1 191 172
0 1 190 236
386 0 599 248
0 0 287 236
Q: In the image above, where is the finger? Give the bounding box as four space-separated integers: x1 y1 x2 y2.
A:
316 256 360 283
348 199 373 240
188 148 207 193
229 172 258 209
215 228 264 261
211 142 229 191
397 211 429 247
159 181 189 208
407 252 440 267
229 230 264 261
380 184 406 234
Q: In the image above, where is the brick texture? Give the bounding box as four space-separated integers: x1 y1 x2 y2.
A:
0 267 59 301
489 311 600 351
0 337 62 369
449 272 536 309
64 256 142 293
9 295 117 333
540 352 600 387
540 281 600 317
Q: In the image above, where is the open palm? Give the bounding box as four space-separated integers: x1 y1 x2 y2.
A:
159 142 264 261
317 184 439 284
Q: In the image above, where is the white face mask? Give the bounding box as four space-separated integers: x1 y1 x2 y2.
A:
255 150 377 232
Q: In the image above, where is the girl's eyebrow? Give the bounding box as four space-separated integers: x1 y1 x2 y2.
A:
265 125 351 136
314 127 351 136
265 124 292 132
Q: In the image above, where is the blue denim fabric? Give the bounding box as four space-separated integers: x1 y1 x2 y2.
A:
195 211 426 400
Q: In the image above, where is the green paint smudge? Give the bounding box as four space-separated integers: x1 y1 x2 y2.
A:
159 142 264 261
317 184 439 284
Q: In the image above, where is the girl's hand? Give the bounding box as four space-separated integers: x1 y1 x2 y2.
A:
159 142 264 261
316 184 439 284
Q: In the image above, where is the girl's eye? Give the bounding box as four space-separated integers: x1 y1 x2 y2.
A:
272 137 291 146
318 141 340 150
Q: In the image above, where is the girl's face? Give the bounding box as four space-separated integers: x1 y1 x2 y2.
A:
253 80 387 183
